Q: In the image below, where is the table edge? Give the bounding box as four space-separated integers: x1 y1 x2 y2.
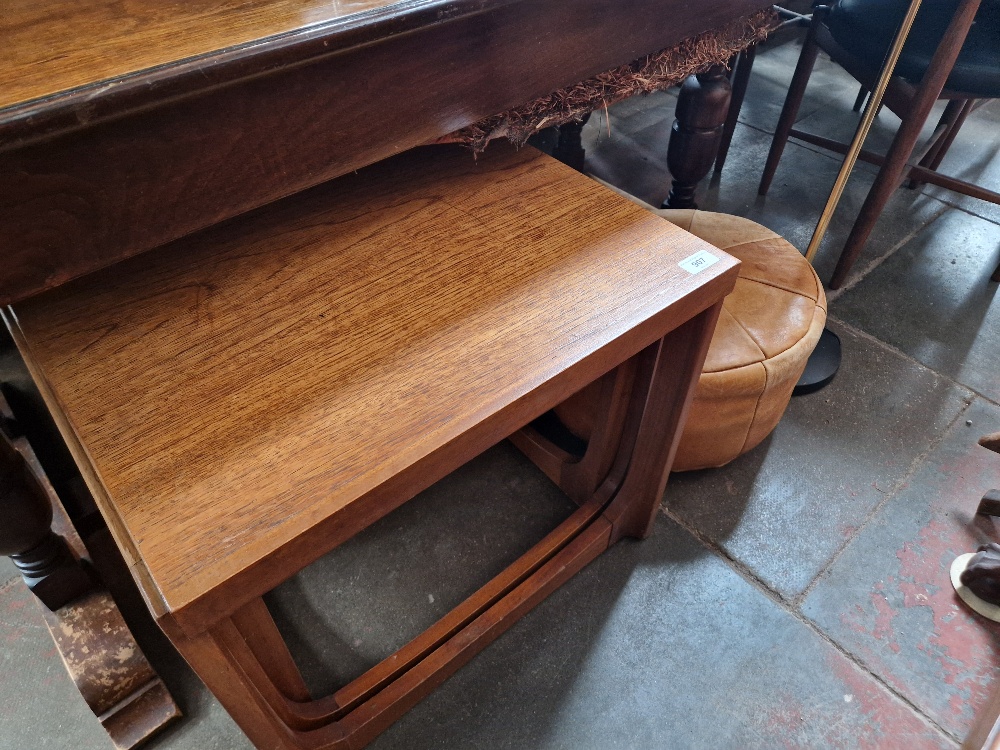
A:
0 0 519 149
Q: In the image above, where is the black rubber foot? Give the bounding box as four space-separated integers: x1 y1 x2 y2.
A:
793 327 841 396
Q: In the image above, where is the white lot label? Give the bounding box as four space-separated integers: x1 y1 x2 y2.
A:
678 250 720 274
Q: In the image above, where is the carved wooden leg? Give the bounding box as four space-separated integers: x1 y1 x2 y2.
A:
663 65 732 209
1 405 180 749
0 428 92 610
552 112 591 172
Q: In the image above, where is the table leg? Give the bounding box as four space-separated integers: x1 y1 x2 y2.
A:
604 301 724 541
0 423 92 610
157 302 724 750
1 389 181 748
663 64 733 209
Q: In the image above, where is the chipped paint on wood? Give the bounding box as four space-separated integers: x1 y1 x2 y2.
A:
15 439 181 748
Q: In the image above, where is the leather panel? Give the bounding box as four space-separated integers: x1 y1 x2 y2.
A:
727 279 817 359
724 237 823 303
742 306 827 455
673 363 767 471
703 303 766 373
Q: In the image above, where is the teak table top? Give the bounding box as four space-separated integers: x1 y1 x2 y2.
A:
8 145 737 632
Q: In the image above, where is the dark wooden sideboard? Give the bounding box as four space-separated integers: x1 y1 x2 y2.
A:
0 0 770 306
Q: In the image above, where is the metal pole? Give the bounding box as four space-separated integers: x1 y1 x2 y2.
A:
804 0 924 263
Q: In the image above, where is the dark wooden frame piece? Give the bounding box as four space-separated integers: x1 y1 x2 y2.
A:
0 0 770 306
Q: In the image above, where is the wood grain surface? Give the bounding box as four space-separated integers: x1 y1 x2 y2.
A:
1 0 409 112
8 145 737 632
0 0 768 306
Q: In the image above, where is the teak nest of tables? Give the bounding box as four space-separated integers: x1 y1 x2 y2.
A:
5 144 738 748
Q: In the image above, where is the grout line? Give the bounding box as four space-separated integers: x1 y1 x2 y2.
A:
661 503 962 745
790 396 975 612
0 574 23 595
824 201 951 302
827 316 1000 408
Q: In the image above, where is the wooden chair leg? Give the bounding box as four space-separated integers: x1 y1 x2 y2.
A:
714 45 757 175
908 98 973 188
759 11 825 196
922 98 973 172
829 0 983 289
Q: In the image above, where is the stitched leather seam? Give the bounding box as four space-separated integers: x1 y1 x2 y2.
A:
740 361 769 455
749 303 826 363
733 272 822 303
709 235 781 252
702 303 766 373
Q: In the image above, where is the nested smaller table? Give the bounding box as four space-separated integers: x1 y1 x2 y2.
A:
4 144 738 749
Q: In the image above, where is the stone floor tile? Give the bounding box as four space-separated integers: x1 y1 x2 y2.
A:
370 514 953 750
0 558 250 750
832 208 1000 402
0 557 18 587
267 443 576 695
801 397 1000 739
0 579 111 750
666 320 971 600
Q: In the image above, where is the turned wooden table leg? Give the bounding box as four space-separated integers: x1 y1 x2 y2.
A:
0 428 92 610
663 64 732 209
1 393 181 749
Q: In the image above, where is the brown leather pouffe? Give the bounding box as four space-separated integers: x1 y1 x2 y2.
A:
661 209 826 471
553 206 826 472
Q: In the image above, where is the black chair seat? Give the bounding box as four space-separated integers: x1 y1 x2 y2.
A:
827 0 1000 97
